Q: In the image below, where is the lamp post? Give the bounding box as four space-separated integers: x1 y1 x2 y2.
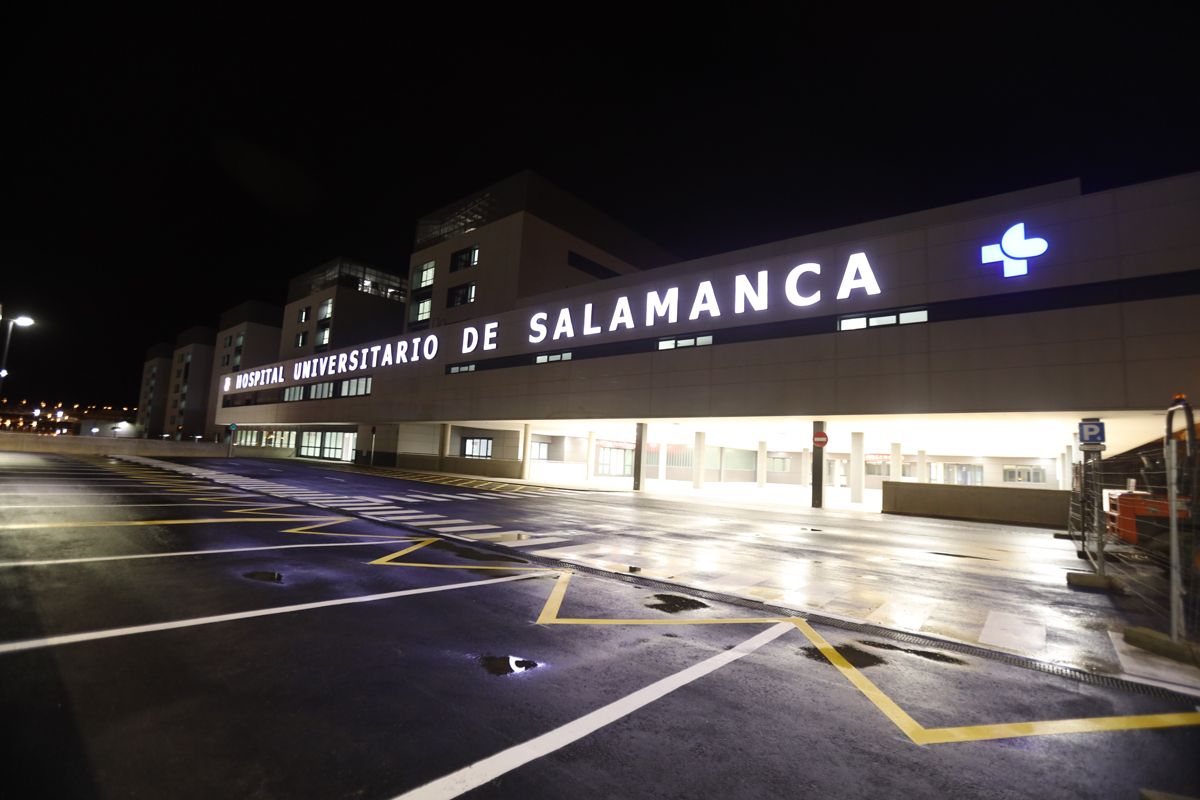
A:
0 303 36 399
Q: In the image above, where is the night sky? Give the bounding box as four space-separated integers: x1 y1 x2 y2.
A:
2 19 1196 406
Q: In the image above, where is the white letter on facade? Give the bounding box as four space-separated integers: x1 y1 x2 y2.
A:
837 252 881 299
553 308 575 340
482 322 498 351
610 296 634 331
462 326 479 354
645 288 678 326
785 263 821 307
529 312 548 344
734 270 769 314
689 280 721 320
582 303 601 335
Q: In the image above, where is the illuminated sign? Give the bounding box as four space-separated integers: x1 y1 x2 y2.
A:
981 222 1048 278
527 253 880 344
220 253 883 395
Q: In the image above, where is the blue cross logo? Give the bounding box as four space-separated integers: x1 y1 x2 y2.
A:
981 222 1048 278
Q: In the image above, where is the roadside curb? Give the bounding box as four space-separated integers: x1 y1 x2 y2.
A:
1125 627 1200 669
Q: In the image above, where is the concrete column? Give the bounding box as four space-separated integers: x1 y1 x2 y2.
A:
439 423 452 471
718 447 727 483
756 440 767 487
801 448 810 486
917 450 928 483
657 442 666 480
850 431 864 503
692 431 706 489
811 422 825 508
585 431 596 481
890 442 902 481
633 422 647 491
520 423 532 480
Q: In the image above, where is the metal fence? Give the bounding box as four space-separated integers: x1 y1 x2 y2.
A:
1067 398 1198 642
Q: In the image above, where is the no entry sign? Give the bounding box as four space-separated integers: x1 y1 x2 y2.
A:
814 432 829 447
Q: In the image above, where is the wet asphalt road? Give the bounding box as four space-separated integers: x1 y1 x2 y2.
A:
1 451 1198 799
168 456 1155 675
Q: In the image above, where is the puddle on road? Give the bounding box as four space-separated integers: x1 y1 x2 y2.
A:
430 541 528 564
243 571 284 583
858 640 967 665
645 594 709 613
480 655 540 676
799 644 887 668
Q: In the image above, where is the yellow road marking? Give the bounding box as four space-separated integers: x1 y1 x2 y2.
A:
0 517 339 530
791 618 927 742
369 545 1200 744
916 712 1200 744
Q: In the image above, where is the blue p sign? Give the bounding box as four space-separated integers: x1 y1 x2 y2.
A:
1079 421 1105 444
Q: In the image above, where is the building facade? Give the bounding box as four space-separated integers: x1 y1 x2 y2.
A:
163 326 215 440
202 171 1198 500
136 342 174 437
206 301 282 440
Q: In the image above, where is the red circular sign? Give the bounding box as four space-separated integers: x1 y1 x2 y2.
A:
813 432 829 447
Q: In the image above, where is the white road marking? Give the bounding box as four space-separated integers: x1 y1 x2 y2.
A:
325 477 347 482
393 622 794 800
0 541 392 568
0 572 551 655
979 610 1046 652
865 596 939 631
381 495 416 502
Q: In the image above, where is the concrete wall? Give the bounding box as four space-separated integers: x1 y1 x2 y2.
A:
390 452 522 479
881 481 1071 528
2 433 221 458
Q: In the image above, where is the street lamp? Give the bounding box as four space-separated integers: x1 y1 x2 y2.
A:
0 303 35 399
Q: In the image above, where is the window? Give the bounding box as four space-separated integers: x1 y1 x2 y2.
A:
447 282 476 307
223 335 232 347
235 333 245 346
450 246 480 272
300 431 322 457
340 376 372 397
840 307 927 331
657 334 713 350
414 298 432 322
598 446 635 477
295 331 308 347
414 260 435 288
221 354 230 366
317 298 333 320
1004 465 1047 483
315 327 330 346
322 431 345 460
233 354 241 368
530 441 549 460
283 386 304 402
448 363 476 374
310 382 334 399
767 456 791 472
935 463 984 486
534 352 572 364
463 437 492 459
298 306 311 323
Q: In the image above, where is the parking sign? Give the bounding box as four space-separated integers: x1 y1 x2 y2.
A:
1079 419 1105 444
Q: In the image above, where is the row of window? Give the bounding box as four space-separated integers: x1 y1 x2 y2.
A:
297 299 334 324
839 308 927 331
282 376 373 402
657 334 713 350
299 430 356 460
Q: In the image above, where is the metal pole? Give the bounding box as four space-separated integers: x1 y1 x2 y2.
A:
0 319 13 398
1093 452 1105 579
1166 441 1183 642
812 421 825 509
370 432 376 466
